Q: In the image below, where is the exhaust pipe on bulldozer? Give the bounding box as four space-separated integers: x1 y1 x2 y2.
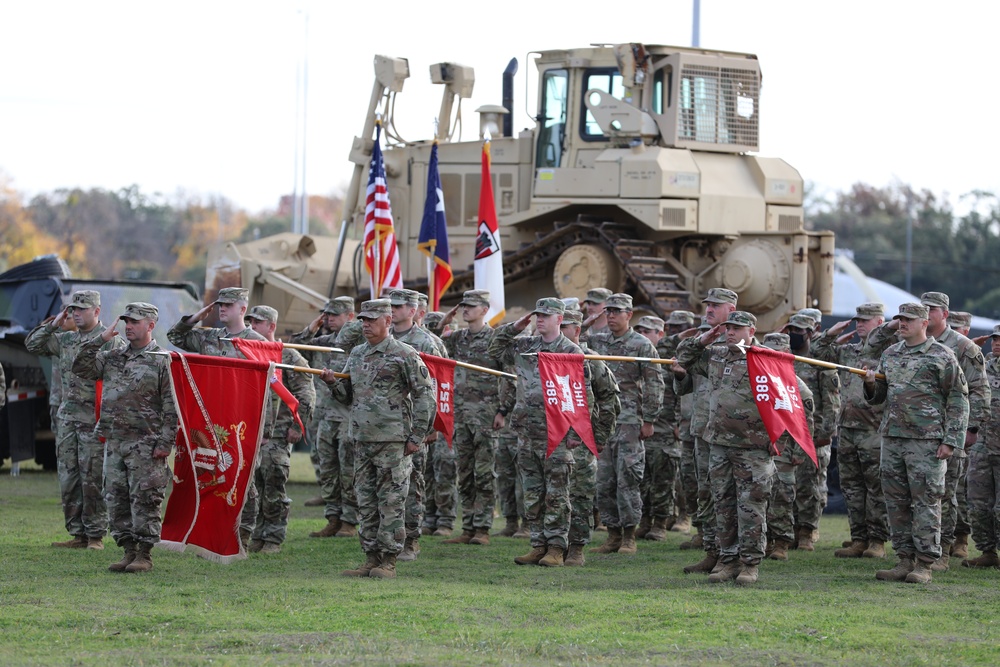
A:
502 57 518 138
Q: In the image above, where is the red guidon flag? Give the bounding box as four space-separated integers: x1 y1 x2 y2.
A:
537 352 597 458
419 353 456 447
231 339 306 435
745 345 817 465
160 353 272 563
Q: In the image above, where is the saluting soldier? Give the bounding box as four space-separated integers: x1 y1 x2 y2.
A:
167 286 266 357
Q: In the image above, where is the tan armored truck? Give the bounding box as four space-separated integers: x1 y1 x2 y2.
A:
211 42 833 332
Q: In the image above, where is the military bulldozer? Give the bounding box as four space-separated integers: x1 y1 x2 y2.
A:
325 42 832 330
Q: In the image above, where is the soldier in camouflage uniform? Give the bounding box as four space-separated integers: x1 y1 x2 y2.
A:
674 310 776 586
783 313 842 551
948 311 972 336
559 309 621 565
662 311 697 535
26 290 120 550
580 288 613 342
324 299 435 579
963 324 1000 568
760 333 815 561
39 314 77 443
388 289 447 560
245 306 316 554
72 302 177 573
677 290 738 573
494 367 526 536
864 302 969 584
588 294 664 555
424 290 502 546
490 298 617 566
292 297 360 538
865 292 988 568
814 303 891 559
634 316 680 541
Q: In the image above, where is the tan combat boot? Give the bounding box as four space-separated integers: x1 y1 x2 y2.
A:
876 555 914 581
905 559 933 584
834 540 868 558
951 534 970 559
862 540 886 558
930 553 950 572
248 539 265 553
679 530 703 551
735 563 759 586
432 527 453 537
841 539 854 548
514 545 547 565
591 527 622 554
260 542 281 555
707 559 742 583
496 516 519 537
108 540 137 572
593 508 606 532
87 536 104 550
512 522 531 539
52 536 88 549
618 526 638 555
334 523 358 538
469 528 491 546
443 530 475 544
309 518 342 538
962 551 1000 568
370 553 398 579
564 544 585 567
342 551 381 577
539 545 565 567
635 515 653 539
671 514 691 534
397 537 420 561
421 526 434 536
646 518 669 542
124 543 153 573
303 496 325 507
797 528 817 552
768 540 791 561
683 550 719 574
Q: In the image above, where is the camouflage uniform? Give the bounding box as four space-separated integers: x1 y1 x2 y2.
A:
967 345 1000 557
330 302 435 557
71 308 177 550
812 304 890 546
251 343 315 546
443 307 501 534
587 296 664 531
642 337 679 524
489 302 616 553
791 355 841 536
676 313 777 567
865 305 969 564
25 291 120 542
166 317 266 357
495 372 524 525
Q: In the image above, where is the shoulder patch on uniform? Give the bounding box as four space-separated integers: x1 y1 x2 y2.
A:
420 366 428 379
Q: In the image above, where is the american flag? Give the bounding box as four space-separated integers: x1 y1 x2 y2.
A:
363 122 402 298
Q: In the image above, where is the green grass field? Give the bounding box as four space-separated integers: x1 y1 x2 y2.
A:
1 453 998 666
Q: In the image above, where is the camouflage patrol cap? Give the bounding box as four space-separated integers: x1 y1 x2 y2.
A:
562 310 584 325
947 311 972 329
920 292 950 309
561 297 581 311
121 302 158 322
762 332 791 352
582 288 613 304
322 296 355 315
636 316 665 332
798 308 823 326
893 302 929 320
697 317 712 331
604 293 634 311
988 324 1000 339
532 297 566 316
68 290 100 309
724 311 757 328
459 290 491 308
358 299 392 319
852 302 885 321
388 289 420 307
786 314 815 331
246 305 278 323
702 288 738 306
666 310 696 326
424 311 446 328
415 292 429 307
216 287 250 304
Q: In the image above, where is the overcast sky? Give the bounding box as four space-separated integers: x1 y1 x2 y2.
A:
2 1 997 214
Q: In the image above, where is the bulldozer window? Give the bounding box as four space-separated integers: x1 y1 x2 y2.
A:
536 69 567 168
581 68 624 141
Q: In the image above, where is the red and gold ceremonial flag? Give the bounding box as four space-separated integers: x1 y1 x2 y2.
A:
745 345 817 465
419 352 456 447
537 352 597 458
231 338 306 435
160 353 272 563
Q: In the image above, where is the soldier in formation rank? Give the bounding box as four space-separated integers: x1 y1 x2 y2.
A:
964 324 1000 568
